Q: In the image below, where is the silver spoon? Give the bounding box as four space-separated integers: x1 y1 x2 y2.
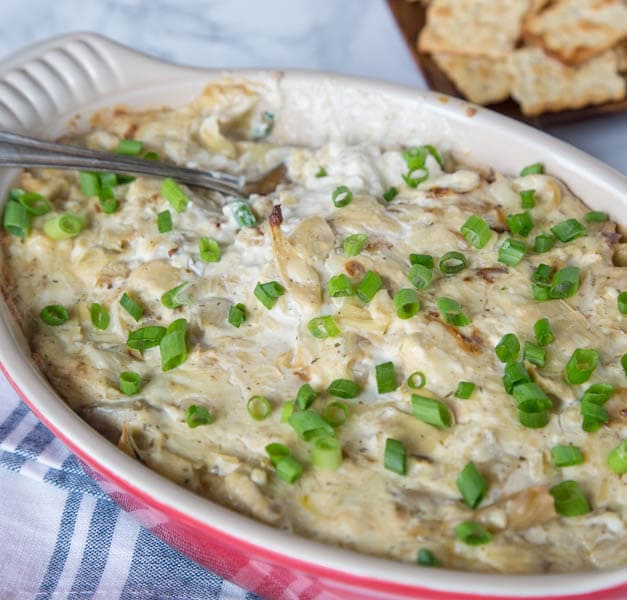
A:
0 130 286 197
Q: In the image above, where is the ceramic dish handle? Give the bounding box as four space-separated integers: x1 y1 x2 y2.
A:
0 33 196 136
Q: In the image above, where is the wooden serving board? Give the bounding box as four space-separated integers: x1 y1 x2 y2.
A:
387 0 627 128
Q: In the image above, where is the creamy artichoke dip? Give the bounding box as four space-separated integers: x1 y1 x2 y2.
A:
1 81 626 574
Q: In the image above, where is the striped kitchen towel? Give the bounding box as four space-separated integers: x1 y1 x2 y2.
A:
0 373 262 600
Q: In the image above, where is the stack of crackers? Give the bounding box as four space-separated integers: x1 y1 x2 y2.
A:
416 0 627 116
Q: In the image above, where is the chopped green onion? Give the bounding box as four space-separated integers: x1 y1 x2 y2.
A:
265 443 290 466
622 354 627 376
410 254 435 269
288 409 335 441
495 333 520 363
585 211 608 223
580 383 613 405
160 318 188 371
143 151 160 161
512 382 552 414
507 211 534 237
343 233 368 257
119 371 141 395
3 201 30 237
39 305 69 326
355 271 382 303
307 316 340 339
519 410 549 428
127 326 167 351
228 303 246 328
383 186 399 202
384 438 406 476
565 348 599 384
407 371 426 390
534 318 554 346
407 263 433 289
43 213 86 240
311 436 342 470
116 139 143 156
461 215 492 249
157 210 172 233
456 462 488 508
618 291 627 314
323 401 349 427
376 361 398 393
185 405 212 428
453 521 492 546
315 166 327 177
581 400 609 432
327 274 354 297
436 296 470 326
161 282 191 309
17 192 51 216
119 292 143 321
498 238 526 266
281 401 294 423
161 178 188 213
549 480 590 517
275 456 303 484
327 378 361 399
98 172 118 188
523 341 546 367
90 303 109 330
117 174 136 185
549 266 580 300
520 162 544 176
254 281 285 309
551 445 584 468
402 146 429 187
97 186 118 214
532 263 553 286
519 189 536 209
534 233 556 253
232 200 257 227
502 361 531 394
79 171 100 196
551 219 586 243
417 549 439 567
295 383 317 410
247 395 272 421
607 440 627 475
455 381 475 399
393 288 420 319
332 185 353 208
439 251 467 274
411 394 452 428
199 237 221 263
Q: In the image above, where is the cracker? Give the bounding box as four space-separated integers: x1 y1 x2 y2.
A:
431 52 512 104
508 47 626 115
524 0 627 65
418 0 531 58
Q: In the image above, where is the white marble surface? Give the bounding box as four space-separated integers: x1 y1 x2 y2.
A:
1 0 626 173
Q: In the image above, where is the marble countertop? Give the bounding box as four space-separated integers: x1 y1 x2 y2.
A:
2 0 626 173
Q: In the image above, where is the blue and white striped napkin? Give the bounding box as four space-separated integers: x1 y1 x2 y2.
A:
0 374 261 599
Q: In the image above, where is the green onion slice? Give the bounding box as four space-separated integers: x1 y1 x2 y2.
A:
618 291 627 315
407 263 433 289
454 521 492 546
580 383 613 405
3 201 30 237
502 361 531 394
584 211 608 223
407 371 426 390
461 215 492 249
17 192 51 216
43 213 86 240
520 189 536 209
160 318 188 371
534 318 554 346
519 410 549 429
119 292 144 321
315 166 327 177
232 200 257 228
523 341 546 367
288 409 335 441
79 171 100 196
417 548 439 567
495 333 520 363
549 266 580 300
607 440 627 475
355 271 382 303
323 401 349 427
439 251 467 274
327 378 361 399
143 151 160 161
311 436 342 470
393 288 420 319
247 395 272 421
532 263 553 286
332 185 353 208
456 462 488 508
39 305 69 326
161 178 189 213
621 354 627 376
455 381 475 399
343 233 368 257
383 186 399 202
549 480 590 517
228 303 246 328
185 404 212 428
551 445 584 468
119 371 141 396
410 254 435 269
116 139 143 156
265 443 290 466
512 382 552 414
411 394 452 428
534 233 556 253
281 401 295 423
275 456 303 484
295 383 317 410
127 326 167 351
375 361 398 394
436 296 470 326
565 348 599 384
551 219 586 243
327 274 354 297
254 281 285 309
507 211 534 237
98 186 118 214
161 282 191 309
308 316 340 339
498 238 526 267
157 210 172 233
520 162 544 176
90 303 110 330
98 172 118 188
384 438 406 476
199 237 221 263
